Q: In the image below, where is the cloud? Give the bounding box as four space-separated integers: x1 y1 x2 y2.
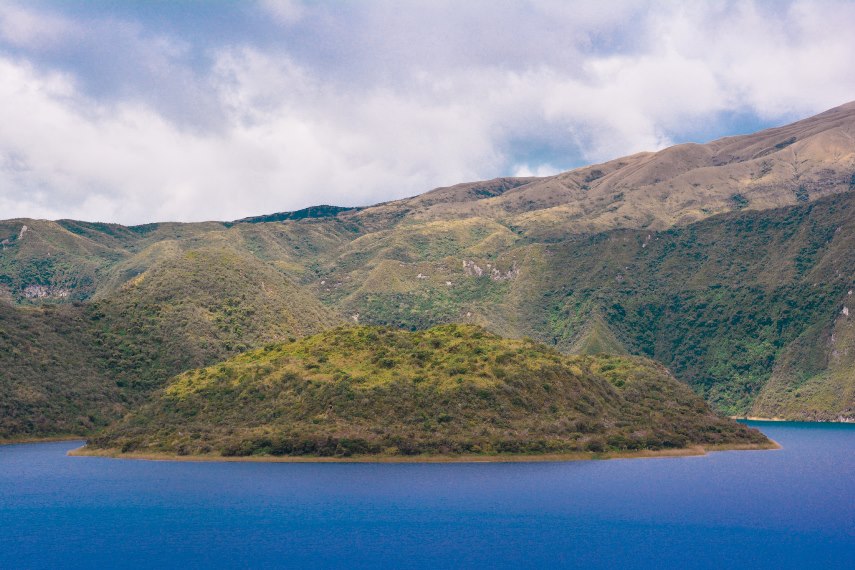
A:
0 4 78 49
0 1 854 224
512 163 563 178
259 0 304 25
0 51 500 224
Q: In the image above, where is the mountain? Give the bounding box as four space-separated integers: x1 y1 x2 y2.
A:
344 101 855 237
537 192 855 419
2 102 854 439
233 205 362 224
315 191 854 419
83 325 771 458
88 244 338 387
0 302 119 437
0 241 337 439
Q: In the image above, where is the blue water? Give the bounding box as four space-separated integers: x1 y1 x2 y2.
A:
1 422 853 569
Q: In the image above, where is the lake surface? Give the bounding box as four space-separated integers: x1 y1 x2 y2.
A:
1 422 853 569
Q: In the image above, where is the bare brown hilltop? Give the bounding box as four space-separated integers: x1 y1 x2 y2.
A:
345 100 855 237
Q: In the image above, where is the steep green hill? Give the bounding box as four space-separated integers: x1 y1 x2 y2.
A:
88 245 338 390
312 192 854 418
0 219 129 303
3 193 853 437
87 325 769 458
0 302 120 438
526 192 855 417
0 244 337 439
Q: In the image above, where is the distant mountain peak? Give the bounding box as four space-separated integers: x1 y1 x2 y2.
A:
233 205 361 225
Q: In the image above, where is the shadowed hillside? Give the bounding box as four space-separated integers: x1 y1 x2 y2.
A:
533 192 855 417
0 302 120 438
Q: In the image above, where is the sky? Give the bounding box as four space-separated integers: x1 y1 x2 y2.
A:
0 0 854 225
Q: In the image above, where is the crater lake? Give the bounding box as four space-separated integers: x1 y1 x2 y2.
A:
1 421 852 569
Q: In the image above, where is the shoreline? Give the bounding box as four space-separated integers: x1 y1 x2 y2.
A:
732 416 855 423
68 440 781 464
1 435 85 446
732 416 791 422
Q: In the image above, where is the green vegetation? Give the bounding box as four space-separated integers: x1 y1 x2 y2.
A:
0 302 120 438
233 205 361 224
89 325 768 457
2 192 854 439
310 191 854 418
533 194 854 418
87 245 337 391
0 244 337 439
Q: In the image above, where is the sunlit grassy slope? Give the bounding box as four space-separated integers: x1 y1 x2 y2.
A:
2 191 853 438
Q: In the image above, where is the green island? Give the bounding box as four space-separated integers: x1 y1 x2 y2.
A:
75 325 773 461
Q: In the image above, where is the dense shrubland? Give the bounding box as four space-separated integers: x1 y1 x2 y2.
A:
90 325 769 457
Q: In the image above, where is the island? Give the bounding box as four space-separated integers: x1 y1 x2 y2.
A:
71 325 775 461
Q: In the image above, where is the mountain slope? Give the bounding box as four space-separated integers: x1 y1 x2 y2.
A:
0 243 338 439
89 244 339 391
4 102 854 306
750 291 855 421
0 219 129 303
527 191 855 416
319 191 855 417
346 101 855 237
2 102 855 437
87 325 770 458
0 302 120 438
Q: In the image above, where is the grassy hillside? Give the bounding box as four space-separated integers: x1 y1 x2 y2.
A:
749 290 855 421
0 244 338 439
342 101 855 236
0 219 129 303
535 193 855 417
88 325 769 458
88 245 337 389
308 192 854 417
2 193 853 437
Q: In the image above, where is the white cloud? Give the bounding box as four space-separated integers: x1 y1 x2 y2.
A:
0 1 854 224
512 163 562 178
259 0 304 25
0 4 78 49
0 52 500 223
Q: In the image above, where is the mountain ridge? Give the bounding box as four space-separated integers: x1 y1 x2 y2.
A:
336 100 855 237
2 102 854 439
